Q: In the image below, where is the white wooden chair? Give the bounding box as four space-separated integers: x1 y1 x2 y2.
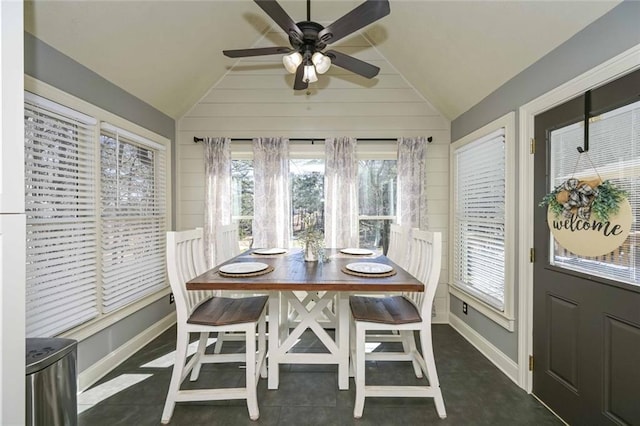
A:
161 229 268 423
387 223 411 269
360 223 411 345
349 229 446 419
212 222 266 353
215 222 241 265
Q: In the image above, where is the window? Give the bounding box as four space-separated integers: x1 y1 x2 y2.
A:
549 100 640 286
231 159 254 251
450 113 515 330
291 159 325 247
24 91 169 337
228 140 399 248
25 94 99 337
100 125 167 312
358 160 397 251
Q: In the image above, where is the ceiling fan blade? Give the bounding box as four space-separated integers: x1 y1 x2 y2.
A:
223 46 293 58
318 0 390 45
325 50 380 79
293 64 308 90
254 0 304 42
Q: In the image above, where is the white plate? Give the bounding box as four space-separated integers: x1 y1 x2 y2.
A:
345 262 393 274
253 248 287 255
219 262 269 274
340 248 374 255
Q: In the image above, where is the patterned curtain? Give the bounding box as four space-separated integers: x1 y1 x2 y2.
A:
325 137 359 248
397 137 428 229
203 137 231 267
253 137 291 248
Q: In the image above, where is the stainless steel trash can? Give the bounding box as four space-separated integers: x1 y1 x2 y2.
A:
26 338 78 426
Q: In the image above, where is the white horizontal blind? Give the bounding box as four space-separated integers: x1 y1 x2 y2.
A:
549 100 640 286
100 128 167 312
24 95 99 337
453 128 506 311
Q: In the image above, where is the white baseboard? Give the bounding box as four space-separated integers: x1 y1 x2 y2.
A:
448 313 520 387
78 312 176 392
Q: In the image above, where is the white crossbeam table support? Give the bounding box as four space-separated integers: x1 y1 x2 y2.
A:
287 291 337 328
268 290 349 390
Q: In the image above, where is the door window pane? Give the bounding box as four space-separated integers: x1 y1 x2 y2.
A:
549 100 640 286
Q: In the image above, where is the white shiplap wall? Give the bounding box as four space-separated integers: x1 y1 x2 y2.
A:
177 32 450 322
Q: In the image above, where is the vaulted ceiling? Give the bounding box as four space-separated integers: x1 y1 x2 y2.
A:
24 0 620 120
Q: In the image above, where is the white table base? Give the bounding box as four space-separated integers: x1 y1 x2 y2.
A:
268 291 350 390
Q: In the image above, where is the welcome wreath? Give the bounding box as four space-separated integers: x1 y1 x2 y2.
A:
539 178 628 222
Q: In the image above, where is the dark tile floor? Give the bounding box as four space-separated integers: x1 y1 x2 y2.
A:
78 325 561 426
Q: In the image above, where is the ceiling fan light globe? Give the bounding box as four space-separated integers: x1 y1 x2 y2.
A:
283 52 303 73
303 65 318 83
312 52 331 74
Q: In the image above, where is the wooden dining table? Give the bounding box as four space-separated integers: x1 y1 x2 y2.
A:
186 248 423 391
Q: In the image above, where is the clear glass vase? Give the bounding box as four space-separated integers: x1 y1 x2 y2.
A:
304 241 318 262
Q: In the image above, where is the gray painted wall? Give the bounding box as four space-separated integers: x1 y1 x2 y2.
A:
24 33 175 140
78 298 172 372
450 296 518 361
24 33 177 374
450 1 640 361
452 1 640 141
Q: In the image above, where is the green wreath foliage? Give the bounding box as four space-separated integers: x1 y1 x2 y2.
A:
539 179 628 222
591 180 628 221
538 185 564 217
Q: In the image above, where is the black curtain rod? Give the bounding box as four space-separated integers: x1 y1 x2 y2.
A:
193 136 433 143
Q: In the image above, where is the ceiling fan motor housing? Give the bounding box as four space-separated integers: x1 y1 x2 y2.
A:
290 21 327 55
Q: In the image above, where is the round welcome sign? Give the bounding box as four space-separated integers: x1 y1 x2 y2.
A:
548 199 632 257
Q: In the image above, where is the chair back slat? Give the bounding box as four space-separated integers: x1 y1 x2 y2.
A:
216 223 241 265
387 224 411 269
167 229 212 321
403 230 442 320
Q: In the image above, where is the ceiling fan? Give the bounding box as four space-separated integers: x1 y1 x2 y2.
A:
223 0 390 90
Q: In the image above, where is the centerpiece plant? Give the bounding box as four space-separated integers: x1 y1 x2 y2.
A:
300 214 325 262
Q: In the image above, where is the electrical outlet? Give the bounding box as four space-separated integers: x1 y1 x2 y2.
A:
462 302 468 315
169 293 174 304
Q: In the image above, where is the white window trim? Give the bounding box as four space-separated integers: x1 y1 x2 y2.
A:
450 112 516 331
101 122 166 151
25 76 173 341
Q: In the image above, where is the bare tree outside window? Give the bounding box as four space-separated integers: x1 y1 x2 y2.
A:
229 157 398 251
231 160 254 250
290 159 325 247
358 160 397 252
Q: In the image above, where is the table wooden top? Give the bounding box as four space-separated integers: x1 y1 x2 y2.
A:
187 249 423 292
